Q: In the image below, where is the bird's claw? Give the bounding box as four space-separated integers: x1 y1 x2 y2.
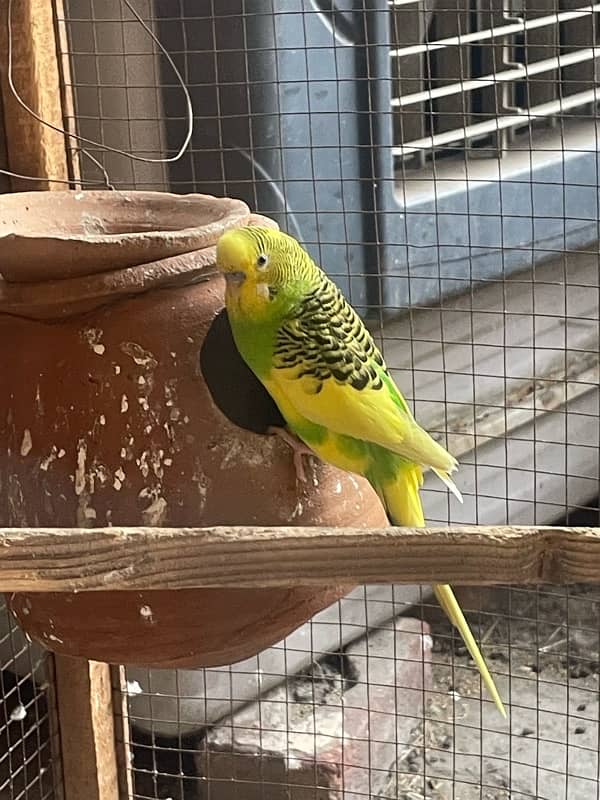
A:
267 426 315 483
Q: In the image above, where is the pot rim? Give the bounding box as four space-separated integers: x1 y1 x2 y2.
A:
0 212 279 320
0 190 249 245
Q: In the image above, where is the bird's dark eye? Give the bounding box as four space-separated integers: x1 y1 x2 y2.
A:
257 253 269 268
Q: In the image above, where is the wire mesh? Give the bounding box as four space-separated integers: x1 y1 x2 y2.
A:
51 0 600 798
0 599 62 800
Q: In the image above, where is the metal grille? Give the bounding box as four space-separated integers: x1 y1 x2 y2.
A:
392 0 600 162
0 599 61 800
45 1 600 799
114 581 600 800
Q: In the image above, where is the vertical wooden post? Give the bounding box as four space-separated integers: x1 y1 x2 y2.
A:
115 666 135 800
0 0 70 190
0 1 123 792
54 657 120 800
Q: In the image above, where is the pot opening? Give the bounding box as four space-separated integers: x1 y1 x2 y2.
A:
200 310 285 434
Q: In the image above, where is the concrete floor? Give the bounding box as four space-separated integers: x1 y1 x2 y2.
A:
393 581 600 800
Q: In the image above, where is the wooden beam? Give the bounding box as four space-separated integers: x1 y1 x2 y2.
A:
0 525 598 589
0 0 70 190
54 657 119 800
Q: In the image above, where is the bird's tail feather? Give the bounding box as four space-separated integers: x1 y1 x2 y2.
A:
379 465 507 719
433 584 506 718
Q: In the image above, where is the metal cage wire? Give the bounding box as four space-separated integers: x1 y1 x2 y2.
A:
0 599 61 800
42 0 600 798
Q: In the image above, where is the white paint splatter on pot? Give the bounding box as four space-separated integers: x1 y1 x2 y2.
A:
120 342 158 369
20 429 33 457
139 605 155 624
74 439 87 496
82 327 105 355
40 446 59 471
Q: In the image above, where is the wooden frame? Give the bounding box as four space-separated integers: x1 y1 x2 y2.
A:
0 525 598 590
0 0 70 190
0 3 597 800
0 4 121 798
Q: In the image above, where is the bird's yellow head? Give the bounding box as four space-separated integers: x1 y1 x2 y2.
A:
216 226 316 318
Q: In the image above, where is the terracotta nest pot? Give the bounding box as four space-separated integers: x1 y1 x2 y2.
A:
0 190 387 669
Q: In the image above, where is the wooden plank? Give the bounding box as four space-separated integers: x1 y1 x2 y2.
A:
0 525 598 588
54 657 119 800
53 0 81 186
0 0 70 190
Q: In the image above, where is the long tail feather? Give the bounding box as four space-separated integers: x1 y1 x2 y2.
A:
434 584 507 718
379 463 506 718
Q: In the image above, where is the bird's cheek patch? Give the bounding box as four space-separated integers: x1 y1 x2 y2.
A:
256 283 270 300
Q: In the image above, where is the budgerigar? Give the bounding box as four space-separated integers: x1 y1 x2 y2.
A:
216 226 506 718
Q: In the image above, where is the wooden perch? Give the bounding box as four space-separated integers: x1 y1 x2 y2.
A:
0 525 598 590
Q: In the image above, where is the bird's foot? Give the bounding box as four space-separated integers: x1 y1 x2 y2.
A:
267 426 315 483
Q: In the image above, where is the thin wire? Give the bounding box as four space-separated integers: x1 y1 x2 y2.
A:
0 164 107 187
5 0 193 166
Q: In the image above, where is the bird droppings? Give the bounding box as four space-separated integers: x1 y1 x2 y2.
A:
114 364 121 375
48 634 63 644
9 705 26 722
333 480 342 494
164 457 173 467
40 446 59 471
35 384 44 415
82 327 105 355
289 499 304 520
144 424 152 435
121 394 129 413
74 439 87 496
141 494 168 526
169 408 180 421
99 414 106 426
138 376 146 385
20 429 33 457
126 680 143 696
138 397 150 412
58 449 66 458
139 605 155 624
76 497 97 528
192 462 209 509
80 212 107 235
120 341 158 369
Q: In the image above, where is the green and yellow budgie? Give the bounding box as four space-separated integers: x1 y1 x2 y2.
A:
216 226 506 718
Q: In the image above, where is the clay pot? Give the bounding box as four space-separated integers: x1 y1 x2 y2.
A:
0 190 250 282
0 190 387 668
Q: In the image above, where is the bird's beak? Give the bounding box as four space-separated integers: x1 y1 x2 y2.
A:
224 271 246 287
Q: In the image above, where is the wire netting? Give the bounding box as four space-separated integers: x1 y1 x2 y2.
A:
46 0 600 798
0 599 61 800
